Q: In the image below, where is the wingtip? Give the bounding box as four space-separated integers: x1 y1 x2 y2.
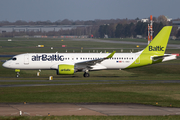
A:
106 51 116 59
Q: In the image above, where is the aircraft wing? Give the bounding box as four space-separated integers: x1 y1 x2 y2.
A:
75 51 116 71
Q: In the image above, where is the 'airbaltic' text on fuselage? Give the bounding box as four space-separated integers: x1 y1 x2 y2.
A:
32 54 64 61
149 46 164 51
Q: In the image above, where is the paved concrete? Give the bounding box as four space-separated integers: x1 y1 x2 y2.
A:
0 103 104 116
1 80 180 88
78 103 180 116
1 103 180 116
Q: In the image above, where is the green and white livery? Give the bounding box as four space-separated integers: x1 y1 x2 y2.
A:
127 26 175 68
3 26 176 77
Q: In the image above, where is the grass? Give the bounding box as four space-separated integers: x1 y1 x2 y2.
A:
0 38 145 54
0 84 180 107
102 38 180 45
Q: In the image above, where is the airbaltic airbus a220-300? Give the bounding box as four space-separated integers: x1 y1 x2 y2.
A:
2 26 177 77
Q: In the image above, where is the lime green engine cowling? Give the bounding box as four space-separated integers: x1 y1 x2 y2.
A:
57 64 74 75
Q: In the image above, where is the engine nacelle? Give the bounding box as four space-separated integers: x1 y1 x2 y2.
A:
57 64 74 75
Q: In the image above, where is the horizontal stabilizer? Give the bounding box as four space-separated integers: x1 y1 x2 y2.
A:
152 54 177 62
152 55 171 61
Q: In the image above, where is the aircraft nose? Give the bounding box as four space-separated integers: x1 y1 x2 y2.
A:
2 62 9 68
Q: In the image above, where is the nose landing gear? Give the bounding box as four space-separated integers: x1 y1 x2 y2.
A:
15 69 20 78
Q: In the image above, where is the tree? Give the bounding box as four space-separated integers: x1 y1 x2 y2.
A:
98 24 110 38
158 15 167 22
61 19 72 25
115 24 124 38
135 21 148 36
176 29 180 38
153 22 164 37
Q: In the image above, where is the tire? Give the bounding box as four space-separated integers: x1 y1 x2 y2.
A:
16 74 19 78
83 72 90 77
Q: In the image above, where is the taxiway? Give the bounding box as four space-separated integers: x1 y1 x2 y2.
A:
1 103 180 116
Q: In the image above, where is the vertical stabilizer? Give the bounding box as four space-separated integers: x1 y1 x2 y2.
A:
143 26 172 55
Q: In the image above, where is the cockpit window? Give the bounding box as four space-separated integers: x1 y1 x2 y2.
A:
12 57 17 61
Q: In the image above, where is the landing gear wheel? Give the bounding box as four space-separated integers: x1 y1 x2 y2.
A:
83 72 90 77
16 72 20 78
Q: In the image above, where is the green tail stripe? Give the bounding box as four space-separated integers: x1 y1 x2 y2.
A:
127 26 172 69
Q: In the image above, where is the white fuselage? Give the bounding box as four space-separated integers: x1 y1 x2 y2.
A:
2 53 138 70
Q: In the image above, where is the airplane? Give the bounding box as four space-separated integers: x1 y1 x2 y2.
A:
2 26 177 77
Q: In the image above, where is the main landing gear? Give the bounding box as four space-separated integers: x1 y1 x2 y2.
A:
83 69 90 77
83 72 90 77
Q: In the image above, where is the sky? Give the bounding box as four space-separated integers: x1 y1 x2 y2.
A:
0 0 180 22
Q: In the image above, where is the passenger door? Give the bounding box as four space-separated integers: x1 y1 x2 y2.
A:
24 54 29 65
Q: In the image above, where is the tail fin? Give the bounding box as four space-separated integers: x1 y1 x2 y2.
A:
142 26 172 55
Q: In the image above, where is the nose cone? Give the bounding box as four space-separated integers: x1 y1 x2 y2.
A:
2 62 9 68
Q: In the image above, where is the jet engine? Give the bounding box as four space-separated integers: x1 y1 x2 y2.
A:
57 64 74 75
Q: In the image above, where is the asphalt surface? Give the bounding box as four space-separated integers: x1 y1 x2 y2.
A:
1 103 180 116
0 80 180 88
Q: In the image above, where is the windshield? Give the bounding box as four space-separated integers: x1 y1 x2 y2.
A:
8 57 17 61
12 57 17 61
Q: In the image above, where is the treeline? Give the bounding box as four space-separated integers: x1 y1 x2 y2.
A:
0 15 180 38
99 21 165 38
0 26 99 38
0 19 135 26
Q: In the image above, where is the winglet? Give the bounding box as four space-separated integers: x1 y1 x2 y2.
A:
106 51 116 59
